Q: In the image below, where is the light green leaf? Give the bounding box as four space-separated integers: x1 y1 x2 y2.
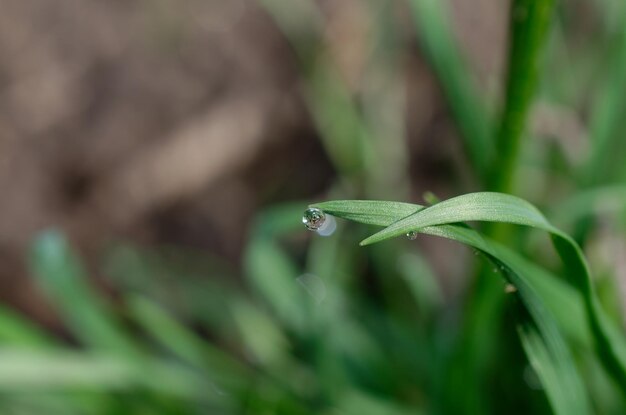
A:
29 230 138 358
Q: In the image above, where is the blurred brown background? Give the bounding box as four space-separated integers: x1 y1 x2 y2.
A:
0 0 510 325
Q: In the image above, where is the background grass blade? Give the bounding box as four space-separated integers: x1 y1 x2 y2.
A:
491 0 556 191
409 0 493 180
29 231 139 357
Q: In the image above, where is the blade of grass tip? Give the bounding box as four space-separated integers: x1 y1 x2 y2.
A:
490 0 556 192
409 0 494 180
29 230 139 357
311 200 424 227
310 197 592 413
358 192 626 396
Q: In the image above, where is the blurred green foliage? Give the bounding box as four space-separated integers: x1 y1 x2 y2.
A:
4 0 626 414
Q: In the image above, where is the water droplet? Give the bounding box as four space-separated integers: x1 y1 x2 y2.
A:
473 250 480 256
493 267 498 273
523 365 542 390
302 208 326 231
504 284 517 294
406 231 418 240
316 214 337 236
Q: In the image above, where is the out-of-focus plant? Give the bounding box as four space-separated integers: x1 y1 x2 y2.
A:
1 0 626 414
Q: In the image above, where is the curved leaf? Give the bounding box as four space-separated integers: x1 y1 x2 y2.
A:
310 194 626 413
351 193 626 393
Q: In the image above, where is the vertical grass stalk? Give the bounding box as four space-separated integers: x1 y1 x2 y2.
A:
491 0 555 192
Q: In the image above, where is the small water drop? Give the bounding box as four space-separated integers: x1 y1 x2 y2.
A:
523 365 542 390
406 231 418 240
316 214 337 236
302 207 326 231
504 284 517 294
473 250 480 256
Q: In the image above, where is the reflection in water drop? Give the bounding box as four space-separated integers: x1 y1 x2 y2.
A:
523 365 542 390
406 231 418 240
297 273 327 304
302 208 326 231
316 214 336 236
504 284 517 294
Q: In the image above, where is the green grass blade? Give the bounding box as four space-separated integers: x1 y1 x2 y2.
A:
518 317 589 415
409 0 494 179
29 230 139 357
310 200 592 413
126 295 248 388
0 306 55 348
310 200 423 226
355 193 553 245
419 225 591 415
584 22 626 185
312 192 626 398
491 0 556 191
0 348 216 400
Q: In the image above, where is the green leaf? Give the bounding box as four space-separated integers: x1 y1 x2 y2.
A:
310 193 626 410
29 230 138 357
491 0 556 191
356 193 553 245
126 294 248 390
0 306 55 348
312 200 422 227
584 21 626 185
347 192 626 393
518 317 589 415
409 0 494 179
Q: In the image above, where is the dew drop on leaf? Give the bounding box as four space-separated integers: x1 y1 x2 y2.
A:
406 231 418 240
302 207 326 231
504 284 517 294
